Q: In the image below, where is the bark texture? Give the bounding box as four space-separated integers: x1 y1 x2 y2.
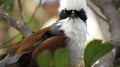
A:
90 0 120 66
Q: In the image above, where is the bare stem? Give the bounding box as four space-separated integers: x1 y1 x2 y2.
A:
0 7 33 37
87 1 107 22
28 0 42 23
18 0 27 26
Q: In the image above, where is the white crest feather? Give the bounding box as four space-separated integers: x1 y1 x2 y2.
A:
59 0 87 11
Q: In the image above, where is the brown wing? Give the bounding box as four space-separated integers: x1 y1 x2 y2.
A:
3 26 67 67
7 27 66 57
33 36 66 58
7 27 50 55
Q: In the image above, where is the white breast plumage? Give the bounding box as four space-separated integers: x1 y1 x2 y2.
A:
57 18 88 66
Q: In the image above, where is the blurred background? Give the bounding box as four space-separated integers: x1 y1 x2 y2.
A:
0 0 111 48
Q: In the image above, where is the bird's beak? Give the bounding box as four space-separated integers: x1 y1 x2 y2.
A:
70 11 76 19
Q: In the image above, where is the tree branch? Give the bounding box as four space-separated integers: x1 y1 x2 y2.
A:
90 0 120 66
18 0 27 26
0 7 33 37
87 0 107 22
28 0 42 23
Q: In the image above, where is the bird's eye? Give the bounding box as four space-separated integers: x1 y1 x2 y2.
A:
59 9 72 19
75 9 87 22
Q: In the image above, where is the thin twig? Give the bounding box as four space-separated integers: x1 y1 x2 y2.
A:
0 7 33 37
28 0 42 23
17 0 27 26
0 7 22 31
87 1 107 22
0 0 42 45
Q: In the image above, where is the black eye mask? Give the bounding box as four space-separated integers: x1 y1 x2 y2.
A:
59 9 87 22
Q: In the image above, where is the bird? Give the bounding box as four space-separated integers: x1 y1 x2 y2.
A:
51 0 88 66
3 0 88 67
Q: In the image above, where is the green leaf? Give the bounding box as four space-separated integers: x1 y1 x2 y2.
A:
53 48 71 67
37 51 52 67
84 40 114 67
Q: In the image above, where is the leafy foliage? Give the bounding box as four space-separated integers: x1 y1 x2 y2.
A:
84 40 114 67
37 48 71 67
37 51 52 67
53 48 71 67
0 0 14 15
37 40 114 67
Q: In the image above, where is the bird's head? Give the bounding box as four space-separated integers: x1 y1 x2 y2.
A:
58 0 87 22
50 0 88 36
